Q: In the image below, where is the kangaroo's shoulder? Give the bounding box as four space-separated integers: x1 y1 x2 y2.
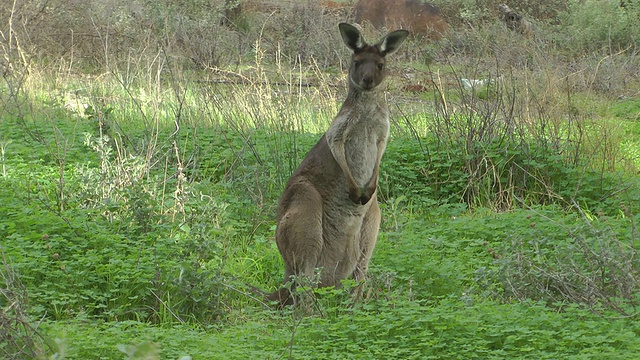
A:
289 134 338 176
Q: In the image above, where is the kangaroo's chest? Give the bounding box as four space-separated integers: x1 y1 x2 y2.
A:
325 94 391 187
345 130 380 181
343 107 389 184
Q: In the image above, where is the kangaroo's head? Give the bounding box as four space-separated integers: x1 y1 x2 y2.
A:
339 23 409 92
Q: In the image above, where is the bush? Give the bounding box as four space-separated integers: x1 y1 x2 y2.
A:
496 206 640 315
560 0 640 54
1 251 50 359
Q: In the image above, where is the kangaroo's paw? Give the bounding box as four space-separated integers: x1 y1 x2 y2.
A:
360 184 376 205
349 187 363 204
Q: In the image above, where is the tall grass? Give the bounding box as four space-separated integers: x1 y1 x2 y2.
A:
380 17 640 211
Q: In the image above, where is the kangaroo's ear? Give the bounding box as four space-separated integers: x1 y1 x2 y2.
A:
339 23 366 52
377 29 409 56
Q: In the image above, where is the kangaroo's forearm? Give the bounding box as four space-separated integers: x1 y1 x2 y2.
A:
329 136 363 201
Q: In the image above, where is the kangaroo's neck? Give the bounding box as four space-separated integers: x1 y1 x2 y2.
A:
340 85 387 114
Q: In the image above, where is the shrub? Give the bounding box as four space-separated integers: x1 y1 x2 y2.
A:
496 206 640 315
0 251 50 359
560 0 640 54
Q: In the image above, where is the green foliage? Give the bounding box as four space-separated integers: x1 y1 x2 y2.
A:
297 300 640 359
1 250 51 359
40 299 640 359
562 0 640 54
496 209 640 314
382 132 639 214
0 115 243 324
2 89 640 357
611 97 640 121
2 2 640 357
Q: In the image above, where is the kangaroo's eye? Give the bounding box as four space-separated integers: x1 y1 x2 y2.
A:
353 61 360 67
377 63 384 70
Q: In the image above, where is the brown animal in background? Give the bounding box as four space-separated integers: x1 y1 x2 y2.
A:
354 0 448 39
498 4 534 36
269 23 409 306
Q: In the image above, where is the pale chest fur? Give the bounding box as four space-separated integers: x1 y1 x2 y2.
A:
325 96 390 188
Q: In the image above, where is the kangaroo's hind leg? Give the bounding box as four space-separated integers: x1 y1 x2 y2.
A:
352 195 381 300
274 180 324 303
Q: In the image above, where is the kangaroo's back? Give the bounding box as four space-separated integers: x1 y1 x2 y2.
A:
270 23 409 306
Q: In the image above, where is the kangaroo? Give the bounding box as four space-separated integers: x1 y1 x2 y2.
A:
269 23 409 306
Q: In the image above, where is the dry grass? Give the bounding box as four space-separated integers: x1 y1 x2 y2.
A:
1 251 50 359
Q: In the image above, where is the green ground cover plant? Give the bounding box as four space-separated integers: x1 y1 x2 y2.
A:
2 0 640 358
